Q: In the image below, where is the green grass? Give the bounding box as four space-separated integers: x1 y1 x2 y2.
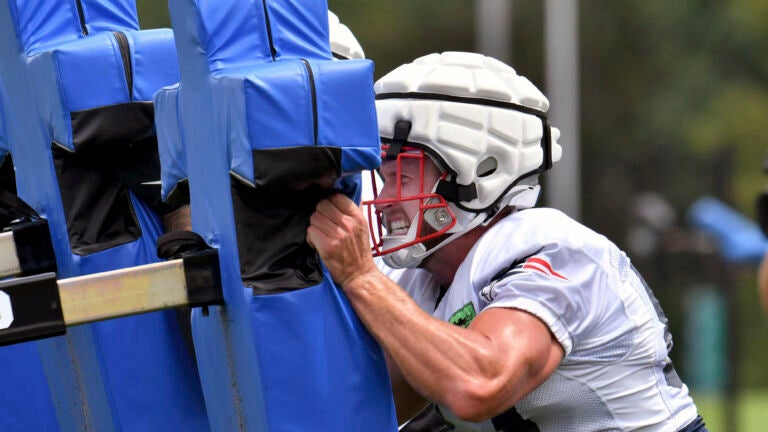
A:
693 390 768 431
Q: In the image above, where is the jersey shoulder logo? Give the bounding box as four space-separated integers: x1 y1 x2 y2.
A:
507 256 569 281
480 280 497 302
448 302 476 328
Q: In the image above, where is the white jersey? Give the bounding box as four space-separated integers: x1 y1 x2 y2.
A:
388 207 700 431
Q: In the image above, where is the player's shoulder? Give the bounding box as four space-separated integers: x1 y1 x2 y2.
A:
508 206 581 231
480 207 593 252
466 207 607 281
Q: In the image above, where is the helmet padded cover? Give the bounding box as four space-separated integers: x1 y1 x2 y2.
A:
375 51 562 212
328 11 365 60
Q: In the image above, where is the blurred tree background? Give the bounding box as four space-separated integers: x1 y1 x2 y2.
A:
137 0 768 427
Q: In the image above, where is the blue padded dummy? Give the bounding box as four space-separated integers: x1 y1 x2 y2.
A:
0 89 60 432
156 0 397 430
0 1 208 430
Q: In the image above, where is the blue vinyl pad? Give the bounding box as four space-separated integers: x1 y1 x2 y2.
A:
157 0 397 430
0 1 209 430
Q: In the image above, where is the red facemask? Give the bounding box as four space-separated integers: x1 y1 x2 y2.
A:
362 144 457 257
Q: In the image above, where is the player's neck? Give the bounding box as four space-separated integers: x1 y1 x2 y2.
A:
421 209 511 286
421 227 487 286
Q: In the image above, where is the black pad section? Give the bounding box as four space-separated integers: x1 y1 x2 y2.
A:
0 272 65 347
166 178 191 207
9 220 57 275
182 249 224 308
54 145 142 255
55 102 181 255
0 153 16 196
231 177 331 295
251 147 341 189
70 102 155 153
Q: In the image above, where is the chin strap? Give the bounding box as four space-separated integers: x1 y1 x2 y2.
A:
381 185 540 269
381 203 489 269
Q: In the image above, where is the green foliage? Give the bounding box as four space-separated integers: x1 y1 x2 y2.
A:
578 0 768 218
694 389 768 432
328 0 475 79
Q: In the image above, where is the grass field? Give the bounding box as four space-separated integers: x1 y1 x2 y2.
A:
693 390 768 431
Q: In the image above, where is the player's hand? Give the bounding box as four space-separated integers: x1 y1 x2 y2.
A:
307 193 377 287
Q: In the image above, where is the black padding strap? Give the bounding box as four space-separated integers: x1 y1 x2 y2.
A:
157 230 210 260
385 120 412 160
435 178 477 203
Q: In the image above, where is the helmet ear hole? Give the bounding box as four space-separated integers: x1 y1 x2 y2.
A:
477 157 497 177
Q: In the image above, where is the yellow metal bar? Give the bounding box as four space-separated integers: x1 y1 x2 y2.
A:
58 259 188 326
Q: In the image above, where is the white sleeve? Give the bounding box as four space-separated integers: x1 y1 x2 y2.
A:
480 245 598 357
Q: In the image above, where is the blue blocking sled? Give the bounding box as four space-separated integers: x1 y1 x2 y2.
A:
156 0 397 430
0 1 208 430
0 92 59 432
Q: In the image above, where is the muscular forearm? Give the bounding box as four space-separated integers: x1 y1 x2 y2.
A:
343 271 530 420
305 193 560 419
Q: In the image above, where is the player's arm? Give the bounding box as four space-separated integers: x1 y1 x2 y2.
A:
307 193 563 421
347 271 562 421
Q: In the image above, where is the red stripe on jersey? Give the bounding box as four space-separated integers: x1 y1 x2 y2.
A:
526 257 569 281
522 262 549 275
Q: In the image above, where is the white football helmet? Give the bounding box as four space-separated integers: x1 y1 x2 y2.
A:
328 11 365 60
366 51 562 268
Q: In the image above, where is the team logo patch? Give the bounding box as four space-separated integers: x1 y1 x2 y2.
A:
508 256 569 281
448 302 476 328
480 281 497 302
